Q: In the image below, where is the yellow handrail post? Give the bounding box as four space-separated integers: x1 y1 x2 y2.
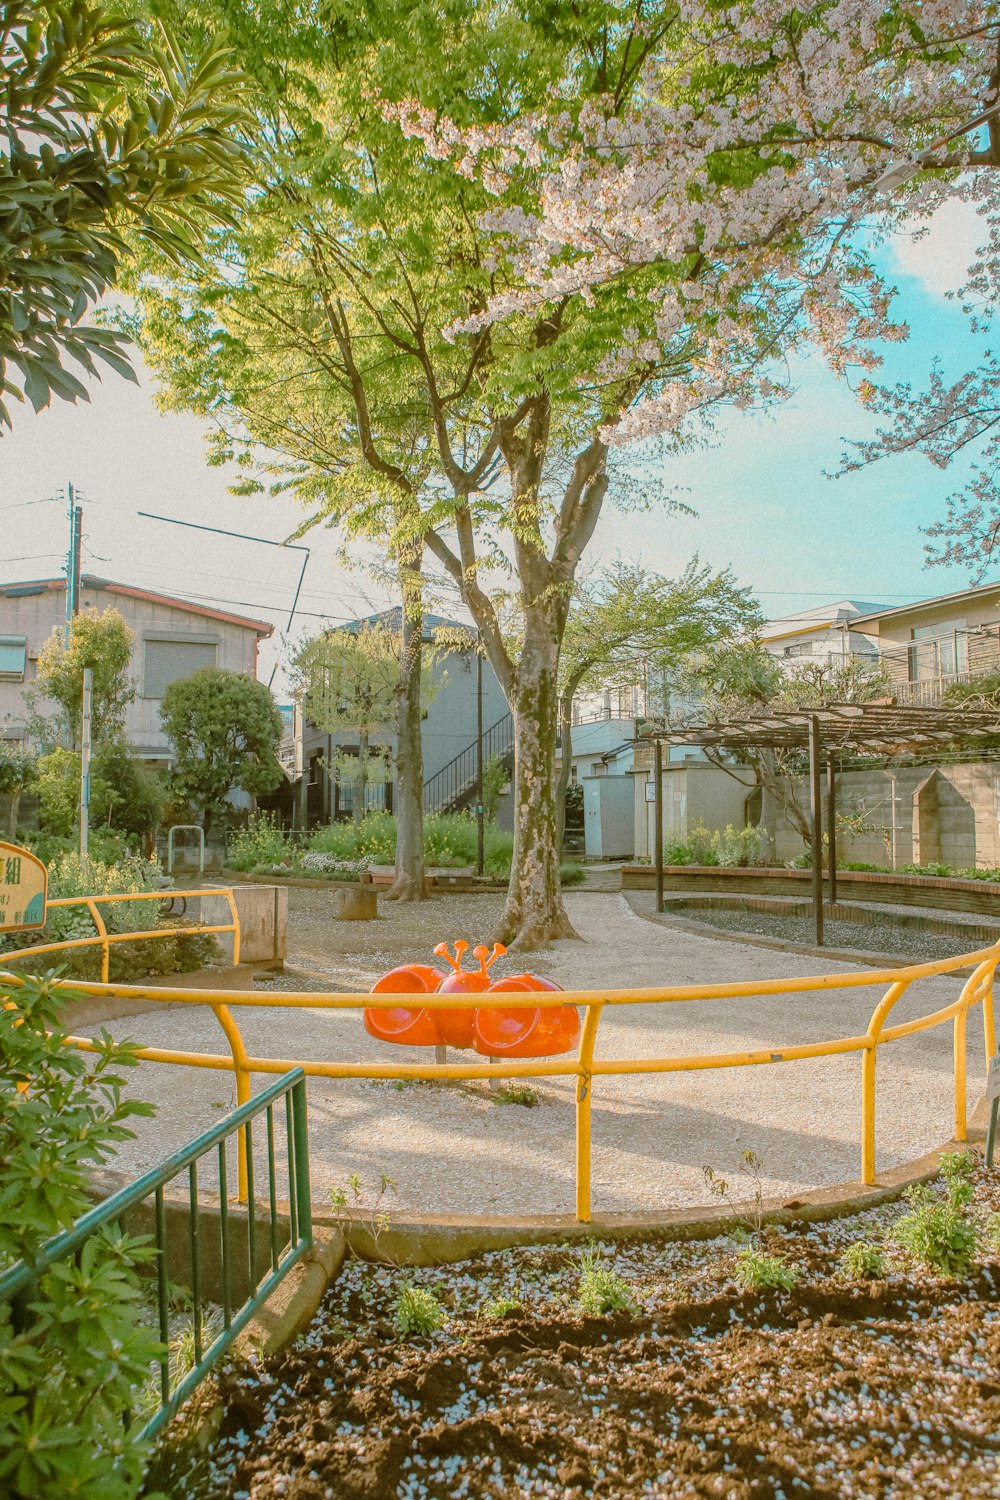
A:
953 1008 968 1142
224 891 241 968
85 899 109 984
210 1003 252 1203
575 1003 603 1223
984 962 997 1066
862 979 909 1185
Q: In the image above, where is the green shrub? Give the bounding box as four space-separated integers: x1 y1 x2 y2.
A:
391 1283 446 1337
0 973 160 1499
481 755 508 823
576 1247 638 1315
227 811 288 871
732 1246 798 1291
308 812 396 864
712 823 769 868
559 861 586 886
0 852 220 981
493 1084 539 1107
838 1241 886 1280
484 1294 523 1319
891 1152 979 1276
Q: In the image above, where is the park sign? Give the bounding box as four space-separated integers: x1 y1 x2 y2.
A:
0 841 46 932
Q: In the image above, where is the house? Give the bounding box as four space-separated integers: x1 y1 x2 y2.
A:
760 599 884 667
851 581 1000 705
0 575 273 763
274 611 510 826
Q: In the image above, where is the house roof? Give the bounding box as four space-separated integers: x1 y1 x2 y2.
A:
851 580 1000 628
0 575 274 636
761 599 887 643
332 607 472 638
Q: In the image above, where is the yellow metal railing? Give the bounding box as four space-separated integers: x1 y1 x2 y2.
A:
2 915 996 1221
1 888 241 983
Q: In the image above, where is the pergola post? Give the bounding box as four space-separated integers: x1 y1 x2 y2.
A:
827 751 837 909
654 738 664 914
808 715 824 946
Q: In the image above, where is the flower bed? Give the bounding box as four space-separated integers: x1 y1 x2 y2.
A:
191 1159 1000 1499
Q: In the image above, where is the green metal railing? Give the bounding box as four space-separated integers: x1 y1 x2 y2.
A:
0 1068 311 1441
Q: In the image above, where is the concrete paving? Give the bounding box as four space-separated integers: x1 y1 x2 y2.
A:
74 891 992 1220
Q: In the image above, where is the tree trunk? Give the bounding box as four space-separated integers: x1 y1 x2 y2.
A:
495 611 577 950
354 731 368 825
7 788 20 840
387 541 428 901
555 690 573 854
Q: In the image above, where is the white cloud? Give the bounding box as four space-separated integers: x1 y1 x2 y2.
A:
886 197 988 300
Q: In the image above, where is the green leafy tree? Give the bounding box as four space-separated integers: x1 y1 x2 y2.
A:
678 648 892 846
129 0 943 946
160 668 283 835
28 608 136 751
0 0 251 427
0 746 37 839
557 560 762 844
90 741 165 846
0 973 159 1499
294 620 440 832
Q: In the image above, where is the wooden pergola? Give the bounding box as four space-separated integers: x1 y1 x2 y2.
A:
640 701 1000 945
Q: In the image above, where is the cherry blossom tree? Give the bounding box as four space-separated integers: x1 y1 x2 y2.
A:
133 0 991 945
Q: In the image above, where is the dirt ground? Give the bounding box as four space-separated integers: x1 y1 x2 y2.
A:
173 1166 1000 1500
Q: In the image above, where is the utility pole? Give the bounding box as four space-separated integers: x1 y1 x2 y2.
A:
80 667 92 858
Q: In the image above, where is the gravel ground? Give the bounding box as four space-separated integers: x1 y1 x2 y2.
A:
176 1164 1000 1500
73 889 992 1219
663 906 981 961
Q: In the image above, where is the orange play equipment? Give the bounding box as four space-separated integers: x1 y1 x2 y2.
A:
363 940 580 1058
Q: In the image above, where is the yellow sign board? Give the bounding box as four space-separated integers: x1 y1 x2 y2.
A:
0 841 47 932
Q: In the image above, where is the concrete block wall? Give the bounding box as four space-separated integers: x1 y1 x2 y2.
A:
762 762 1000 870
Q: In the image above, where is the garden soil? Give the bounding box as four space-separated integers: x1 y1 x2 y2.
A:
178 1173 1000 1500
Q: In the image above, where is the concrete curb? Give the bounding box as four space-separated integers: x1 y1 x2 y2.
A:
237 1228 347 1358
319 1100 991 1266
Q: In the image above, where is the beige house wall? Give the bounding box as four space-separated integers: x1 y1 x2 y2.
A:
0 579 268 758
633 761 757 860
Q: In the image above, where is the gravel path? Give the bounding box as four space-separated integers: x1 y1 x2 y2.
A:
74 889 992 1219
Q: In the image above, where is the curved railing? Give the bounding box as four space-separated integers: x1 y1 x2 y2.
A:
0 887 240 981
2 912 996 1222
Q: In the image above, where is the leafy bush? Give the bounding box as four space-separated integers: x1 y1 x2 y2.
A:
985 1213 1000 1253
891 1151 979 1276
732 1247 798 1291
662 823 768 868
227 811 289 871
559 861 586 886
576 1247 638 1315
308 812 397 865
0 973 160 1499
391 1283 446 1337
838 1241 886 1280
1 852 219 981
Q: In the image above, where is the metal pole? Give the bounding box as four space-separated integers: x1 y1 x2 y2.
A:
65 482 76 639
654 738 664 914
476 645 484 877
808 715 824 946
80 667 92 858
72 505 82 615
827 751 837 908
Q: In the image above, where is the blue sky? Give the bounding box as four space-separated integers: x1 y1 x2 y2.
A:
0 198 989 688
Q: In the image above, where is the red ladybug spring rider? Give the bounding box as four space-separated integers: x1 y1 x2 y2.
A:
364 940 580 1058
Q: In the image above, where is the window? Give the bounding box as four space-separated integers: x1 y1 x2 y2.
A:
0 636 27 679
143 637 218 698
908 619 968 681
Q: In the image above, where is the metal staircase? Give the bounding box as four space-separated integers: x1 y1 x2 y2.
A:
422 712 514 814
